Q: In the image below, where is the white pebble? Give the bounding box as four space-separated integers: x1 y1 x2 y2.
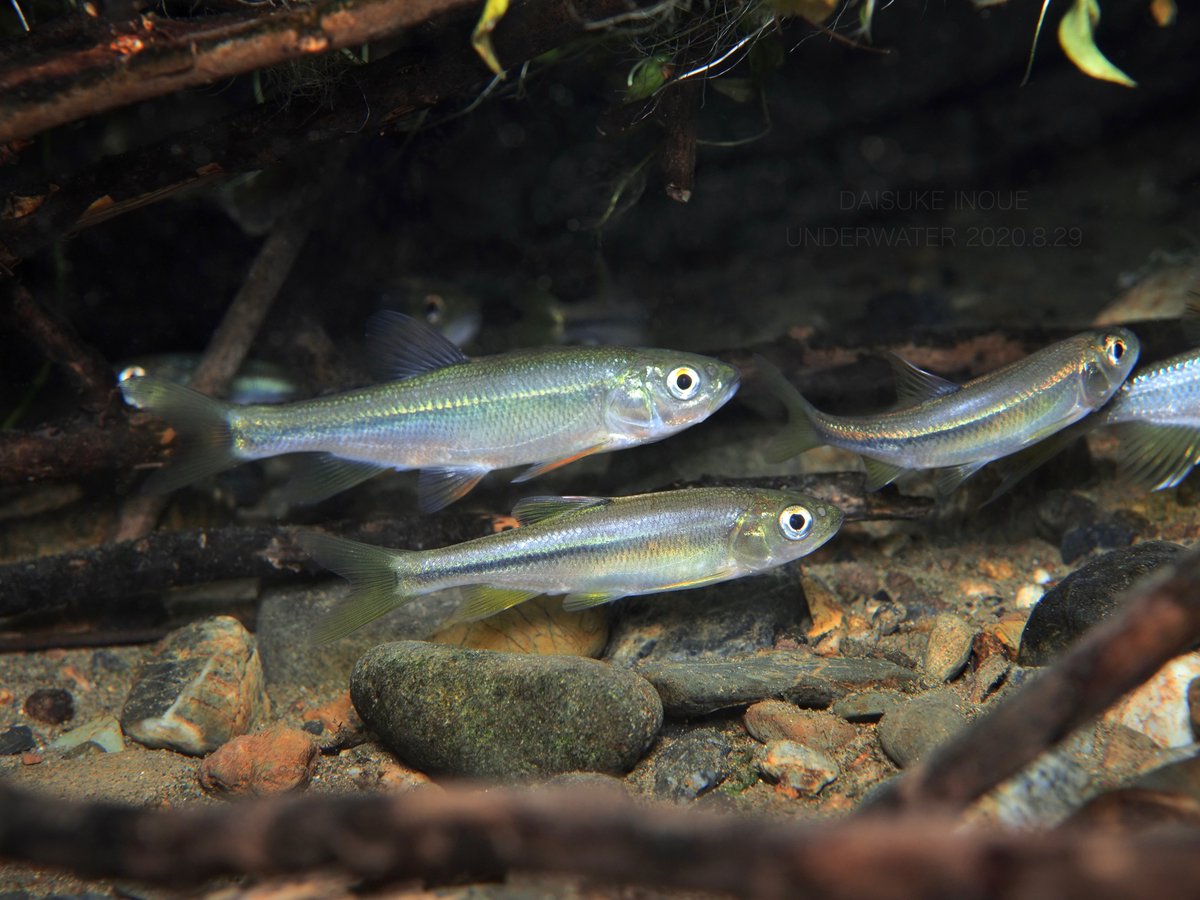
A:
1015 584 1043 610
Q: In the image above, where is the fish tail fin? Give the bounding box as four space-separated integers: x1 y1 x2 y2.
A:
754 355 825 463
120 376 239 493
297 532 419 642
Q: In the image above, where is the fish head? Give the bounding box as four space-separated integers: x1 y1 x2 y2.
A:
605 351 741 441
728 490 844 571
1074 327 1140 407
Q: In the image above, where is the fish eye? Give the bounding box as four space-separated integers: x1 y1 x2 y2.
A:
1104 335 1126 365
117 365 146 382
667 366 701 400
778 505 814 540
422 294 445 324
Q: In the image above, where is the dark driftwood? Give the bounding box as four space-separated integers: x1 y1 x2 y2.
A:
0 517 489 619
2 780 1200 895
0 0 480 145
0 413 163 485
866 544 1200 814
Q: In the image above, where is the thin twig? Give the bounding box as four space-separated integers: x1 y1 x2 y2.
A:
7 285 116 410
865 544 1200 814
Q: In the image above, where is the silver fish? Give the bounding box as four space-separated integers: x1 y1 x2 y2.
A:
989 346 1200 494
299 486 843 641
761 328 1139 494
120 312 740 511
116 354 300 405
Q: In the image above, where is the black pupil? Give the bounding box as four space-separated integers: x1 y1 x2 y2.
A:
676 372 693 391
1111 341 1123 360
789 513 806 531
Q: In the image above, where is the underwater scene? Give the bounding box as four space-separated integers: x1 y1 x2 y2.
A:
1 0 1199 894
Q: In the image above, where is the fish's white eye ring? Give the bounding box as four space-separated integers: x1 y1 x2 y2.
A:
117 365 147 382
667 366 701 400
779 505 813 540
1104 335 1127 366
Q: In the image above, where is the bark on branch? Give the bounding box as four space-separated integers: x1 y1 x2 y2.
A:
0 0 481 145
1 780 1200 896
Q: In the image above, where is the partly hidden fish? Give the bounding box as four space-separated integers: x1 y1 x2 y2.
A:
299 486 843 641
116 354 301 405
120 312 740 512
383 276 483 348
986 345 1200 495
759 327 1139 495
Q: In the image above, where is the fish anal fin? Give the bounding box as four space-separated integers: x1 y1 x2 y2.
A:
285 454 388 505
452 586 542 622
1114 423 1200 491
510 495 610 527
562 591 627 611
366 311 469 382
511 444 609 483
862 457 905 491
417 466 488 513
932 461 986 496
887 353 960 407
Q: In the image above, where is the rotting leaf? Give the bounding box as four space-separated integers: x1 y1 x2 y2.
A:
1057 0 1136 88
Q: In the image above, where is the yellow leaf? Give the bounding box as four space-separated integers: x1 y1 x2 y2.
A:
1058 0 1136 87
1150 0 1176 27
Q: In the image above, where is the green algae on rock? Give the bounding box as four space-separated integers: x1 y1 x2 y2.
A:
350 641 662 778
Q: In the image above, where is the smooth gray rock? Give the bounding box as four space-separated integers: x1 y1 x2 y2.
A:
877 689 970 768
121 616 269 756
257 580 459 690
605 569 808 667
645 728 732 802
1019 542 1187 666
637 652 917 717
923 614 974 682
351 641 662 778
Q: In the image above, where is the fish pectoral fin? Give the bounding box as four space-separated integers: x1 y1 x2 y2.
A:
510 495 610 526
452 586 542 622
285 454 389 505
887 353 960 407
365 310 469 382
862 457 905 491
417 466 488 513
562 591 628 611
982 426 1087 506
1114 423 1200 491
932 461 987 497
511 444 610 483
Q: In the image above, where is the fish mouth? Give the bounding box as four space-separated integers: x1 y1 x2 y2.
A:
718 365 743 405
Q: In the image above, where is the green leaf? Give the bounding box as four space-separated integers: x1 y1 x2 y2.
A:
1057 0 1136 88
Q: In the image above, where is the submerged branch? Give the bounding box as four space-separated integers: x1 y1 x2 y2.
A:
0 0 481 145
1 780 1200 895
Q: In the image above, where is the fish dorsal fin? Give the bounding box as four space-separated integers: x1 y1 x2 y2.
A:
932 460 986 496
366 310 469 382
1113 423 1200 491
511 495 610 527
285 454 388 505
562 590 627 611
887 353 960 406
862 457 905 491
417 466 487 513
451 586 542 622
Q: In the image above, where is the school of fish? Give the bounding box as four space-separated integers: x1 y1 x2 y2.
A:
120 306 1196 637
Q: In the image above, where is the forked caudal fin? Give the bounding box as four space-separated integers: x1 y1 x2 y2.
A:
119 376 239 493
297 532 418 642
753 355 826 463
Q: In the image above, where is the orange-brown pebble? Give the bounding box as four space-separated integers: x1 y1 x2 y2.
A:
302 692 362 736
0 689 13 706
990 613 1028 656
978 559 1014 581
744 700 856 755
199 725 318 798
21 752 43 766
378 758 436 792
